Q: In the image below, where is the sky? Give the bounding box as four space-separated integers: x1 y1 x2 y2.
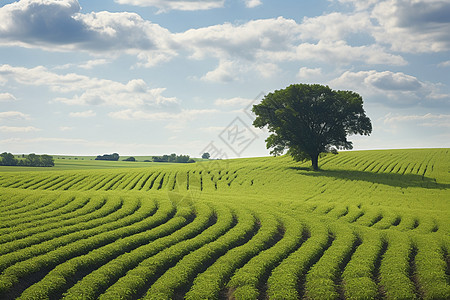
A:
0 0 449 158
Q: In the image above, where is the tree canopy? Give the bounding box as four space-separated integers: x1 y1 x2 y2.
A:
253 84 372 170
0 152 54 167
95 153 120 161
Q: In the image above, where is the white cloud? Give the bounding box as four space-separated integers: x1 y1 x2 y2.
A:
299 12 373 42
438 60 450 67
0 126 40 133
201 60 239 82
176 17 302 61
383 113 450 128
0 111 30 121
200 126 226 133
53 59 109 70
244 0 262 8
69 110 96 118
109 108 218 121
59 126 74 131
176 17 405 80
79 59 109 69
0 64 178 108
332 0 379 11
114 0 224 12
292 41 406 66
329 70 448 106
214 97 253 107
0 0 175 65
371 0 450 53
0 92 17 102
297 67 322 80
329 0 450 53
0 137 88 144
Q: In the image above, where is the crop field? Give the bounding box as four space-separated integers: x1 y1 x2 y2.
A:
0 148 449 299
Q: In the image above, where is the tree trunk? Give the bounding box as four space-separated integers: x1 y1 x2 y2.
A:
311 153 319 171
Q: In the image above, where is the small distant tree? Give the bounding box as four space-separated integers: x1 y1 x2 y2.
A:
95 153 120 161
176 154 190 163
253 84 372 170
40 155 55 167
0 152 18 166
123 157 136 162
169 153 177 163
201 152 210 159
25 153 41 166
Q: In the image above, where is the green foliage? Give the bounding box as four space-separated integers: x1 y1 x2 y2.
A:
253 84 372 169
95 153 119 161
0 148 448 300
152 153 192 163
0 152 54 167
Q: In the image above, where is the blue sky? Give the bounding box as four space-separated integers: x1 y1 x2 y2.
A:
0 0 449 158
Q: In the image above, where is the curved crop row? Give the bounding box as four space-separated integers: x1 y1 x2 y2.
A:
62 203 214 300
143 207 257 299
0 192 57 223
184 211 282 300
379 231 417 299
341 228 384 299
17 203 195 300
303 222 359 299
266 217 330 299
225 213 306 300
0 195 107 250
0 195 169 299
98 204 235 300
0 193 77 229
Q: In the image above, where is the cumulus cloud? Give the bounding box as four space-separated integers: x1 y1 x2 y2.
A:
293 41 406 66
330 70 447 106
244 0 262 8
176 17 301 61
175 17 405 81
214 97 253 107
438 60 450 67
299 12 373 42
297 67 322 80
0 111 30 121
59 126 74 131
0 126 40 133
332 0 379 11
371 0 450 53
0 64 178 108
201 60 240 82
330 0 450 53
383 113 450 128
114 0 224 12
79 59 109 69
0 0 175 65
69 110 96 118
0 92 17 102
109 108 218 120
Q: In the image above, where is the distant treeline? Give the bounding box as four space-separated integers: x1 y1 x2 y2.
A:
0 152 54 167
95 152 195 163
153 153 194 163
95 153 119 161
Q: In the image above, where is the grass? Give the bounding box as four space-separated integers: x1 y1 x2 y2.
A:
0 148 449 299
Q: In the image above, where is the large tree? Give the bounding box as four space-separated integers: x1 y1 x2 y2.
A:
253 84 372 170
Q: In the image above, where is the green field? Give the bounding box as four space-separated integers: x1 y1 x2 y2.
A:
0 149 449 299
